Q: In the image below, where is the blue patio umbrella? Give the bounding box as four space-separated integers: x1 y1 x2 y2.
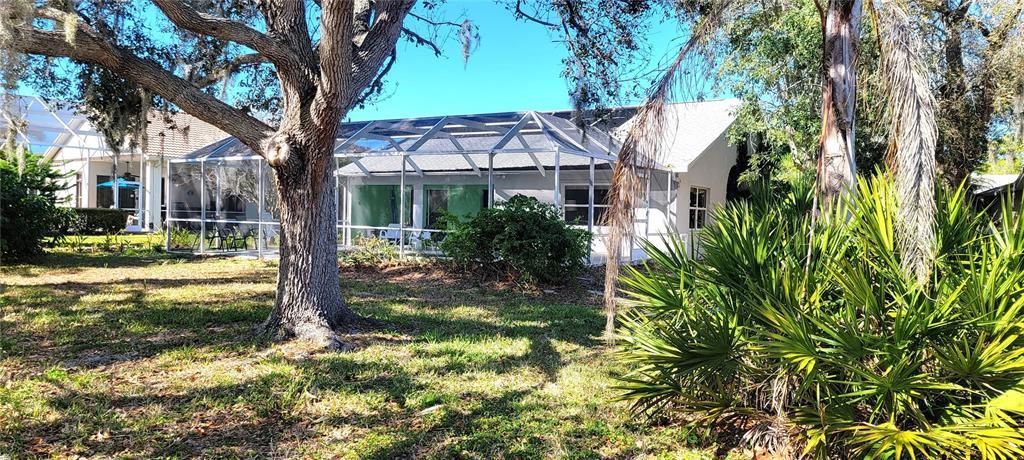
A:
97 178 141 189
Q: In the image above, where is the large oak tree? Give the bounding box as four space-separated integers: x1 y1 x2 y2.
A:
2 0 462 347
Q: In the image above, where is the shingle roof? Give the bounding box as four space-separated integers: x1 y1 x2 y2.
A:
609 99 741 171
142 112 231 158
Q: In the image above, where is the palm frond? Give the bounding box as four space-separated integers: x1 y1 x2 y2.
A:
873 0 939 286
601 0 735 341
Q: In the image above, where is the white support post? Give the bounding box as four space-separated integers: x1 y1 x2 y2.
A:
344 177 353 247
113 163 120 210
487 152 494 207
587 158 595 234
214 166 223 222
164 159 171 252
666 170 674 230
588 157 595 263
334 156 340 253
643 171 652 242
138 152 146 229
553 148 561 216
257 160 264 259
83 160 93 207
199 160 206 254
399 154 406 260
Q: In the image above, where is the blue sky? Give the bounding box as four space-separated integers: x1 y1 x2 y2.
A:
16 1 717 123
348 1 701 122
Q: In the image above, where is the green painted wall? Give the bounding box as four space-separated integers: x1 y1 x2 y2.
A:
351 185 412 227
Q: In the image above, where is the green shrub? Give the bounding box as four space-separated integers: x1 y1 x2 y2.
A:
617 175 1024 458
0 157 72 261
440 194 590 283
72 208 131 234
169 227 199 250
344 235 399 267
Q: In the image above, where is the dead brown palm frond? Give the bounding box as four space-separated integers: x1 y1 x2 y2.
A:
871 0 938 285
601 0 734 343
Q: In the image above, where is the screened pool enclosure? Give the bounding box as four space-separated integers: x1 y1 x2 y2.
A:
165 111 677 263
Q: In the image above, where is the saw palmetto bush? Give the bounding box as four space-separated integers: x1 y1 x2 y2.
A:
617 175 1024 459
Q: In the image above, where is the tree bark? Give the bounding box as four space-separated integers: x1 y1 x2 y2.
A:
261 138 353 347
818 0 861 203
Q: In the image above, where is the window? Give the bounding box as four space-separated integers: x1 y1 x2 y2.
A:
96 175 113 208
563 186 609 224
689 187 708 229
426 188 448 229
350 185 412 228
424 185 488 228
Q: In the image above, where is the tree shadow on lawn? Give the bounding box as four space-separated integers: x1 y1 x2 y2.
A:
2 257 614 457
344 277 603 383
4 370 315 457
5 356 582 458
2 277 276 373
0 251 193 278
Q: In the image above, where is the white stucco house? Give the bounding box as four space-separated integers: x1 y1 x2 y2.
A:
165 98 743 261
8 95 742 261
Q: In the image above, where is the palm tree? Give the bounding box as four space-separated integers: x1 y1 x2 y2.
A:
600 0 939 337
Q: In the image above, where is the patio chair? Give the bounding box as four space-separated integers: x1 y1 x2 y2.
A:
205 225 231 251
187 223 202 252
378 224 402 244
409 230 435 251
226 226 258 251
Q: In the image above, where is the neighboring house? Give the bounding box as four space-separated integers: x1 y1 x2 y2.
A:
5 96 229 230
167 99 742 260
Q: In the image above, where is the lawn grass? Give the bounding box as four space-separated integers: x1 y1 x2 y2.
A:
1 252 728 458
65 234 164 245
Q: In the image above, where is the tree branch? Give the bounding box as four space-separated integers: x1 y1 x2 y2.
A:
513 0 559 28
401 27 442 56
354 49 398 107
16 13 273 154
353 0 373 39
192 53 268 88
151 0 303 72
408 11 462 27
316 0 356 117
350 1 416 99
257 0 317 74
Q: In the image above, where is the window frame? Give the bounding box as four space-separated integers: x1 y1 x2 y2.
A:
688 186 709 230
562 183 611 225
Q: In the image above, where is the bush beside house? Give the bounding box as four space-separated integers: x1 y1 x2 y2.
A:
441 194 590 284
0 157 73 261
72 208 132 234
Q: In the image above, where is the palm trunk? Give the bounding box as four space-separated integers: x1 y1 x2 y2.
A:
261 141 353 347
818 0 862 202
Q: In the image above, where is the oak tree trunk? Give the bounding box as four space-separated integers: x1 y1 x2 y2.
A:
261 138 353 347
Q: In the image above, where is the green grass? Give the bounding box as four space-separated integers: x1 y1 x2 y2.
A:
64 234 164 245
0 252 728 458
